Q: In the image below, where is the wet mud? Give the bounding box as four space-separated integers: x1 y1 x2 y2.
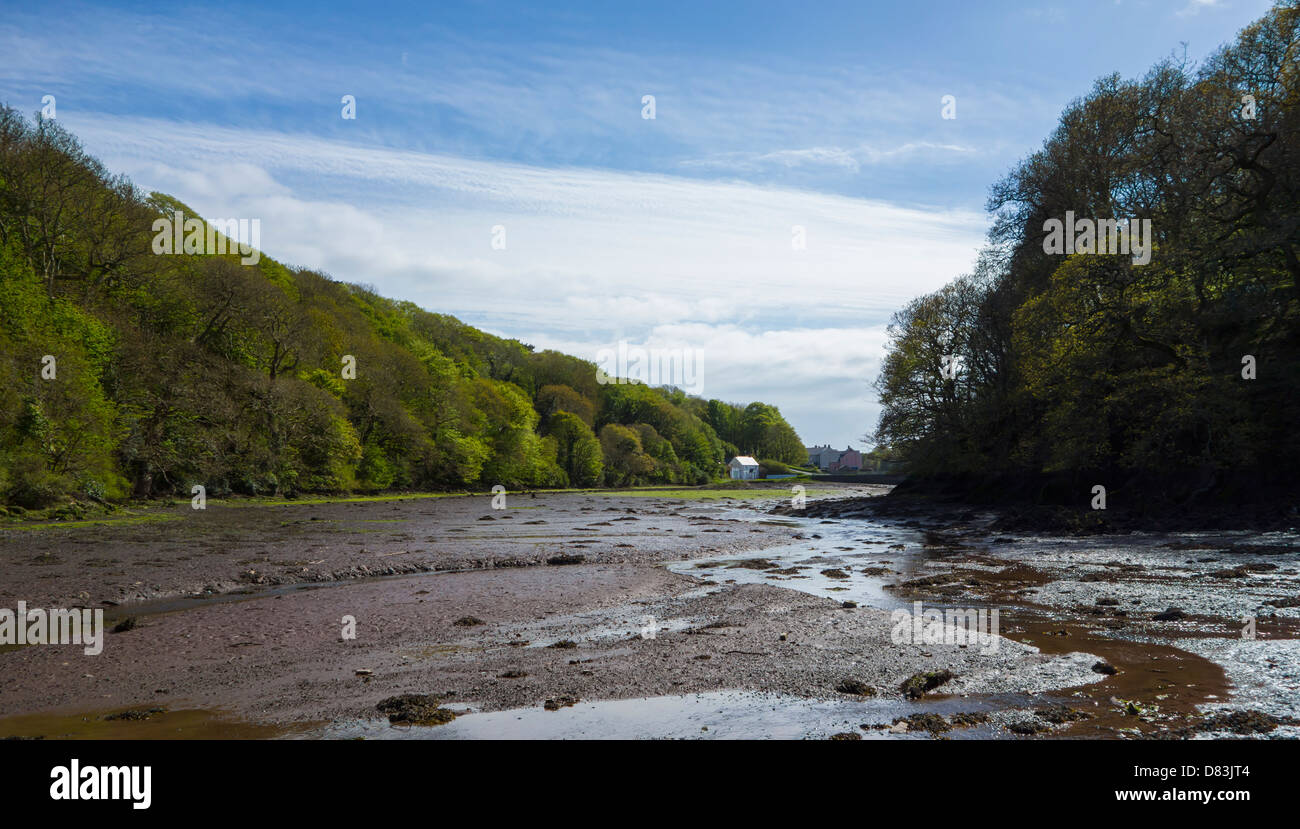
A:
2 484 1295 739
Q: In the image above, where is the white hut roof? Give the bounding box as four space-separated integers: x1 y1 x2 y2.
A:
730 456 759 467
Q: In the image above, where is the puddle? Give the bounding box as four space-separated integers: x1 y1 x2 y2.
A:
0 705 315 740
668 513 933 611
309 689 1022 740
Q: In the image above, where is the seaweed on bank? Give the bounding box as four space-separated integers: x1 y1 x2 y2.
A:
376 694 458 726
899 669 955 699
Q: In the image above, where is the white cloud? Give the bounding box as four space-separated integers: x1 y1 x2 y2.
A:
528 324 891 448
680 141 978 174
1178 0 1222 17
0 3 1036 196
62 112 985 447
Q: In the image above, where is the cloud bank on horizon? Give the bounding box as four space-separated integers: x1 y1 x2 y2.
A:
0 0 1276 448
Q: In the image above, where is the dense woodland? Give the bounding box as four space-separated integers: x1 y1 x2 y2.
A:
0 109 806 508
874 2 1300 505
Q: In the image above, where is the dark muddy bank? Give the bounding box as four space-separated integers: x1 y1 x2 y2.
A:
806 473 1300 534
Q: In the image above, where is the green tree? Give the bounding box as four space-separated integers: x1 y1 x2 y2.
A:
546 411 604 486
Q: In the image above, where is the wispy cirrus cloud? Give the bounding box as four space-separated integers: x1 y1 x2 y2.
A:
680 141 978 174
55 111 986 442
0 2 1028 204
1178 0 1223 18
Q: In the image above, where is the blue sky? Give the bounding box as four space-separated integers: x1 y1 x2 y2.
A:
0 0 1278 448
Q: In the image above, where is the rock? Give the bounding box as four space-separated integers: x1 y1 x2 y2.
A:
376 694 458 726
1091 661 1119 675
899 573 961 588
899 670 955 699
546 554 585 565
1152 608 1186 621
729 558 779 570
1208 567 1249 579
454 615 486 626
1035 704 1091 724
1198 710 1295 735
544 696 579 711
828 732 861 740
1008 719 1048 735
892 713 951 734
835 679 877 696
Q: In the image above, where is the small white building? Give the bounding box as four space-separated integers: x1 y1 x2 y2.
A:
728 455 760 480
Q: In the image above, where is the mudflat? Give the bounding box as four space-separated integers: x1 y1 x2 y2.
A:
2 484 1295 740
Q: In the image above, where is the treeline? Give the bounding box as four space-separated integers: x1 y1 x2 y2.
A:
0 109 805 508
874 2 1300 503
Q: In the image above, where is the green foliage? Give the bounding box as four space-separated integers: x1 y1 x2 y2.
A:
598 423 655 486
874 2 1300 484
0 106 803 504
546 411 603 486
756 458 792 476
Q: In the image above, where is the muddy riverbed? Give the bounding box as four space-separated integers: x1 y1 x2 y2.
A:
1 484 1296 739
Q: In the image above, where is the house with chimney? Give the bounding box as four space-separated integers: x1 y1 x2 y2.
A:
805 445 863 472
